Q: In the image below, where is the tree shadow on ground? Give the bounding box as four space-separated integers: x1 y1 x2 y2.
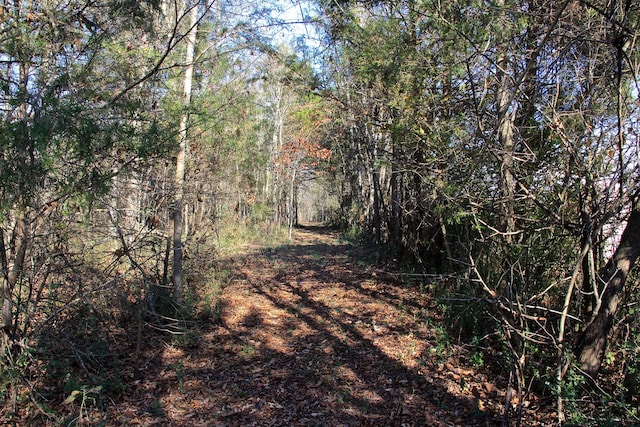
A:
129 229 507 426
26 227 515 426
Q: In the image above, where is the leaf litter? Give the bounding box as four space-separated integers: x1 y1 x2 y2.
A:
41 225 557 426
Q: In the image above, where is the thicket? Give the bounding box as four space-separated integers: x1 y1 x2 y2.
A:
0 0 334 423
1 0 640 425
312 0 640 424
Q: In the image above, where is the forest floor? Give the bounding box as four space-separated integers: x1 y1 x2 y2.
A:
37 224 559 426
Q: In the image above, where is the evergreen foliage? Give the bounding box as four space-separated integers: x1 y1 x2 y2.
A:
0 0 639 423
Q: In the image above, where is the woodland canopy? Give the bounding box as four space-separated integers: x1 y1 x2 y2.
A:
1 0 639 425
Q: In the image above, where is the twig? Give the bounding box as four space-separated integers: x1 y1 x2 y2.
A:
556 237 593 424
61 330 97 384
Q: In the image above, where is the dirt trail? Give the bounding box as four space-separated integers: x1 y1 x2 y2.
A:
119 225 510 426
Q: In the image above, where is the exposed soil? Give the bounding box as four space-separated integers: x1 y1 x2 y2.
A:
46 225 558 426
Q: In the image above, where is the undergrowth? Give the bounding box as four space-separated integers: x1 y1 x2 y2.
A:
0 213 292 424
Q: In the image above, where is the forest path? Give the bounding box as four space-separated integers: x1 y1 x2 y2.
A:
124 225 506 426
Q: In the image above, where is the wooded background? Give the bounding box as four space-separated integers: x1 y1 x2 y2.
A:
1 0 639 424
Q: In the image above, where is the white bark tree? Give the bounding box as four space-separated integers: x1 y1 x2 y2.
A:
173 1 200 306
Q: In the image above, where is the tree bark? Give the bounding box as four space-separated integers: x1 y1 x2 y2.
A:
390 140 401 248
173 2 199 306
574 204 640 377
0 214 28 334
288 165 298 239
496 33 517 243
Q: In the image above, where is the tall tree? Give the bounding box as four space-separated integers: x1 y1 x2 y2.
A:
0 0 173 336
573 0 640 378
172 1 200 306
312 0 640 420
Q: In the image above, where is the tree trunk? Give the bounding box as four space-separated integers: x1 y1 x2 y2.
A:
574 204 640 377
288 165 298 239
173 2 198 306
0 227 11 333
390 140 401 248
371 156 383 245
496 41 517 243
0 214 28 334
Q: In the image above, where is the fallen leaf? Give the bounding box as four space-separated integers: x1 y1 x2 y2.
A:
62 390 80 405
